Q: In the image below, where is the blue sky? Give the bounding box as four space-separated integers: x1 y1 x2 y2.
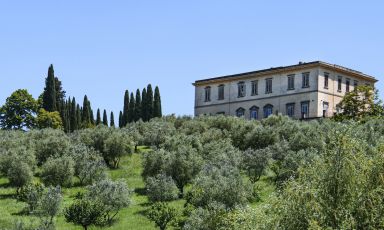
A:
0 1 383 116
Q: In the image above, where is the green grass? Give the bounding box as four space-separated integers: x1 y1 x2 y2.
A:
0 148 275 229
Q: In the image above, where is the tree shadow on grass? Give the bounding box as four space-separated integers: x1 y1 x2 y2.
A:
134 187 147 196
0 193 16 199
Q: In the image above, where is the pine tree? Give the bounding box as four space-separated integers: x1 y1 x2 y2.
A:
153 86 162 118
110 112 115 127
128 92 135 123
119 111 123 128
70 97 78 132
122 90 129 126
42 64 57 112
146 84 154 120
103 110 108 126
141 88 147 121
82 95 91 126
134 89 142 121
96 109 101 125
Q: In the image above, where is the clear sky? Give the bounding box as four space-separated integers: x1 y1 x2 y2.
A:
1 1 383 116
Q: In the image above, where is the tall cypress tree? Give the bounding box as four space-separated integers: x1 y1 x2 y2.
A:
122 90 129 126
110 111 115 127
96 109 101 125
76 104 82 128
153 86 162 118
103 109 108 126
128 92 135 123
70 97 78 132
54 77 66 114
42 64 57 112
141 88 147 121
90 108 95 125
146 84 154 120
82 95 91 126
119 111 123 128
134 89 142 121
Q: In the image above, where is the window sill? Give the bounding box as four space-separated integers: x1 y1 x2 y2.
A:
287 88 295 91
337 90 342 93
238 96 245 98
302 86 310 88
324 87 328 89
265 92 272 94
251 94 258 96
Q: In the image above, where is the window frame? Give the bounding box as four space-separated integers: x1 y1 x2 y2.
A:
337 76 342 92
265 78 273 94
302 72 310 88
236 107 245 118
301 101 310 119
287 74 295 90
237 81 246 98
204 86 211 102
324 72 329 89
218 84 225 100
286 103 295 117
251 80 258 96
346 78 350 92
249 106 259 120
263 104 273 118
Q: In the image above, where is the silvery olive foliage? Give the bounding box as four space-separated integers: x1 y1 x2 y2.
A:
146 174 179 202
41 155 75 187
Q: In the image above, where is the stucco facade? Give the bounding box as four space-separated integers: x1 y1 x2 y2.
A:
193 61 377 120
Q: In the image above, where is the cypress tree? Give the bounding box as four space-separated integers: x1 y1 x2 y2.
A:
96 109 101 125
42 64 57 112
76 104 81 129
70 97 78 132
153 86 162 118
103 109 108 126
110 111 115 127
134 89 142 121
122 90 129 126
119 111 123 128
55 77 66 114
82 95 91 126
90 108 95 125
146 84 154 120
141 88 147 121
128 92 135 123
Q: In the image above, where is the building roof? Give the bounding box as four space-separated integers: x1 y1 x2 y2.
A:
193 61 377 86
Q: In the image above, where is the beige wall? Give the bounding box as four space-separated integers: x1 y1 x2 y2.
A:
195 65 376 119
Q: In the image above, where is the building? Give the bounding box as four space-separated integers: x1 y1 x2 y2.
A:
193 61 377 119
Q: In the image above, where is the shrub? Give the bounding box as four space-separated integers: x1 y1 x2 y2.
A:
103 131 133 168
147 202 178 230
7 161 33 194
64 199 104 230
242 148 269 183
87 179 132 225
18 182 45 213
146 174 179 202
39 186 62 227
41 155 75 187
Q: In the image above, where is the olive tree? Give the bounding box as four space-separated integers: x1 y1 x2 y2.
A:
39 186 62 227
41 155 75 187
147 202 178 230
64 199 104 230
146 174 179 202
242 148 269 183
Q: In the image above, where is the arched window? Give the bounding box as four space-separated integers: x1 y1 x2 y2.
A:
236 107 245 118
249 106 259 120
263 104 273 118
204 86 211 102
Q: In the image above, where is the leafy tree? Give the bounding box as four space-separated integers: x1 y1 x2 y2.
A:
64 199 104 230
102 109 108 126
110 111 115 127
36 108 63 129
187 165 251 209
334 85 384 120
242 148 269 183
7 161 34 194
39 186 62 226
103 131 133 168
42 64 57 112
96 108 101 125
146 174 179 202
128 92 135 123
87 179 132 225
18 182 45 213
153 86 162 118
122 90 129 126
134 89 142 121
0 89 37 130
146 84 154 120
41 155 75 187
147 202 177 230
